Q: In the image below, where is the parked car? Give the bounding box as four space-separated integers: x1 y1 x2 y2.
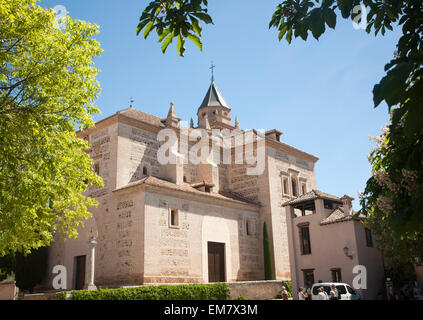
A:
311 282 361 300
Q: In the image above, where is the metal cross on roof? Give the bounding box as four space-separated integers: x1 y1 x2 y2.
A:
130 96 134 108
210 62 216 82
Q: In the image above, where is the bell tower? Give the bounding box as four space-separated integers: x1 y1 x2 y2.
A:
197 64 232 129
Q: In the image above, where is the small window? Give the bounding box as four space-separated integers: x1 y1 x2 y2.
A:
303 269 315 289
282 177 289 196
170 209 179 228
205 186 211 193
246 220 252 236
143 166 148 176
365 228 373 247
331 268 342 282
183 175 187 183
301 183 307 195
94 162 100 175
299 226 311 255
291 178 298 197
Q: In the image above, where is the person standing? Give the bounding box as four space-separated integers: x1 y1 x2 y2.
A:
329 291 338 300
281 286 289 300
306 287 312 300
317 287 327 300
298 287 306 300
331 284 339 299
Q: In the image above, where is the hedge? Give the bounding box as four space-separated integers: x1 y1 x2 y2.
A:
60 283 230 300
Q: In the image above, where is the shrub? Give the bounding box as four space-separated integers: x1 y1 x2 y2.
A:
276 281 292 299
235 296 247 300
61 283 230 300
283 281 292 298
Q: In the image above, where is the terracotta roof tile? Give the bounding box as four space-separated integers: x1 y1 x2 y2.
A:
320 208 366 225
113 176 260 207
282 189 342 206
118 107 164 127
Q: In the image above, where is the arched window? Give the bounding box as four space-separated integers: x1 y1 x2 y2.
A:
143 165 148 176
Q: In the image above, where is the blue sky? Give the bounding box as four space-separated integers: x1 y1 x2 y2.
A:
41 0 402 209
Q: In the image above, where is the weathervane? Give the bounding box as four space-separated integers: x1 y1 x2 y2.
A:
210 62 216 82
130 96 134 108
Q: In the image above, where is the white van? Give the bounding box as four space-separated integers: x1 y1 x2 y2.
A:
311 283 361 300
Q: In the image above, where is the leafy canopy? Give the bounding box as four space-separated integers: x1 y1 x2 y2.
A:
0 0 103 255
136 0 213 56
137 1 423 262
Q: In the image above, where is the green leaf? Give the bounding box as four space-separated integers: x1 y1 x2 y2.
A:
286 28 292 44
136 19 150 35
187 33 202 51
158 28 171 42
325 9 337 29
337 0 354 19
176 34 186 57
278 25 287 41
161 32 174 54
191 12 213 24
310 9 325 40
189 16 202 36
143 21 154 39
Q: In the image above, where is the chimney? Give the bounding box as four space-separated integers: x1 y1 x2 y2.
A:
265 129 283 142
340 195 354 215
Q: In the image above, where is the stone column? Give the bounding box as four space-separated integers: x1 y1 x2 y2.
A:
85 236 97 291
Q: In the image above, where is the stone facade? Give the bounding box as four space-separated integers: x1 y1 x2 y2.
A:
46 81 322 289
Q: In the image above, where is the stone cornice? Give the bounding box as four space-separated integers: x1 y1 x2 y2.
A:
266 138 319 163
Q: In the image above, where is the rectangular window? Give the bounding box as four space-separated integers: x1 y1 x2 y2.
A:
302 269 314 289
93 162 100 175
301 183 307 195
291 178 298 197
170 209 179 228
246 220 252 236
299 226 312 255
365 228 373 247
331 268 342 282
282 177 289 196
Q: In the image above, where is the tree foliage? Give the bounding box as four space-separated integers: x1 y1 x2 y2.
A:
137 1 423 263
0 0 103 255
136 0 213 56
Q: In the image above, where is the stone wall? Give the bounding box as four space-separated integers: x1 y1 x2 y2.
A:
143 191 263 284
228 280 286 300
0 281 18 300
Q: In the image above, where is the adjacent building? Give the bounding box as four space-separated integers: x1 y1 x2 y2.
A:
284 191 384 299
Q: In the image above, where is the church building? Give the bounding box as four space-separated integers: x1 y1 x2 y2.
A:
46 79 333 290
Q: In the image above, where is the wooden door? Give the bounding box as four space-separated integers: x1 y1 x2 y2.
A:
75 255 86 290
208 242 225 283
